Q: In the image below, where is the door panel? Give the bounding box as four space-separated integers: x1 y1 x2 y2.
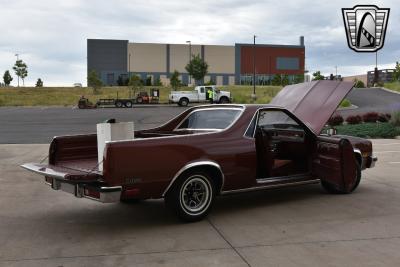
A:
313 136 357 192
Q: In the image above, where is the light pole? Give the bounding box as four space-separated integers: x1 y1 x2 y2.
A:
252 35 257 100
186 40 191 85
335 66 337 80
373 51 379 86
15 53 20 87
128 53 131 79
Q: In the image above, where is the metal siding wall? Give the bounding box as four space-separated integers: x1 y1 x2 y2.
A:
166 44 170 77
182 73 189 85
87 39 128 85
240 45 305 75
223 75 229 85
235 44 241 84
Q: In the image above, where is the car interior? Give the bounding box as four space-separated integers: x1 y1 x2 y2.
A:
254 109 311 178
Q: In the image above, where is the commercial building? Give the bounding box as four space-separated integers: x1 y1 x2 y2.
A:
87 37 305 86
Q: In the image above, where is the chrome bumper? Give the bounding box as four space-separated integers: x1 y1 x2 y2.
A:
47 177 121 203
369 155 378 168
21 163 121 203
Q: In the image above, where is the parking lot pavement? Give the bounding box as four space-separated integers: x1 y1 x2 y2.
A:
1 139 400 266
0 106 187 144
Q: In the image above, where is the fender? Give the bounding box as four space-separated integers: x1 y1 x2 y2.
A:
162 160 225 197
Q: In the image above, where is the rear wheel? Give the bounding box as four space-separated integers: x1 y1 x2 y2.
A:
219 96 230 104
178 98 189 107
136 97 143 104
165 172 215 222
321 161 361 194
115 101 123 108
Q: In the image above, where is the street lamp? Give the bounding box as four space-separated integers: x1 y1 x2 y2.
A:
128 53 131 79
252 35 257 100
186 40 192 85
15 53 20 87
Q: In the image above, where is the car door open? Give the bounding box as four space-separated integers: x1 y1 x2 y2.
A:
312 136 358 192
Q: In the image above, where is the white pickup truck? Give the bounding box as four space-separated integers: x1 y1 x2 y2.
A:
169 85 231 106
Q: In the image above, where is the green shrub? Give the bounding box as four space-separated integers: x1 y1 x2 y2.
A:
354 79 365 88
362 112 379 123
336 122 400 138
328 114 344 126
377 113 391 122
340 99 351 108
390 110 400 126
346 115 362 124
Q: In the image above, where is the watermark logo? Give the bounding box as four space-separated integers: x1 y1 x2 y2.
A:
342 5 390 52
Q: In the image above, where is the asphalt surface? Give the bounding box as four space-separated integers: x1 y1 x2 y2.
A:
0 106 187 144
337 87 400 117
1 88 400 143
1 139 400 266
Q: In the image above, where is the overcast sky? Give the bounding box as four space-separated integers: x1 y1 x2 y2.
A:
0 0 398 86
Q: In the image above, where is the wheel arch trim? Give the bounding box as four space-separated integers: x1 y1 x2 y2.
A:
353 148 363 167
162 160 225 197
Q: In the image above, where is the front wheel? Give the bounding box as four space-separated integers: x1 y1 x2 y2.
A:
321 161 361 194
165 172 215 222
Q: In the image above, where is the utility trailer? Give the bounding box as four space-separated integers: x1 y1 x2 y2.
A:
78 89 160 109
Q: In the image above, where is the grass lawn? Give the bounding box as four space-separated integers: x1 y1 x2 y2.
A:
384 82 400 93
0 85 282 107
336 122 400 138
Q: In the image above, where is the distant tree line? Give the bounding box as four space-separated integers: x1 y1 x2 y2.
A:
2 58 43 87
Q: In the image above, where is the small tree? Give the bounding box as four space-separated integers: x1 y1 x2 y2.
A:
117 75 125 86
128 75 143 95
293 74 304 84
392 61 400 82
35 78 43 87
87 70 102 94
3 70 13 86
170 70 181 90
145 76 152 86
312 71 324 80
271 74 282 86
354 79 365 88
281 75 289 86
154 78 162 86
13 59 28 86
185 54 208 85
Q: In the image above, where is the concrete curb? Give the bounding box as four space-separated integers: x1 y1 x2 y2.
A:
377 87 400 95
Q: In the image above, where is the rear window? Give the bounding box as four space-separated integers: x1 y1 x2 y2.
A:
177 109 242 130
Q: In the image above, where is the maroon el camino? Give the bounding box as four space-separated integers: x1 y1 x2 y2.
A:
22 81 377 222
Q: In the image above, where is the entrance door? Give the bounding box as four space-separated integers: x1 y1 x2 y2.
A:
312 136 357 192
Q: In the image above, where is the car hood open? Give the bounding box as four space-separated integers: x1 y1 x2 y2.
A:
270 80 354 134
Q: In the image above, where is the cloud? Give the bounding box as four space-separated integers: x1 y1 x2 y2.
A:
0 0 398 86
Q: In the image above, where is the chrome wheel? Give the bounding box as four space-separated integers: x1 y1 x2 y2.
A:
179 175 211 215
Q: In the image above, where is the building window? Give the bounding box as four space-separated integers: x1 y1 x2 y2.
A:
107 73 115 85
240 74 299 85
276 57 299 70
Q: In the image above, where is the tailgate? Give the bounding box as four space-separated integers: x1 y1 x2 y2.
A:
21 163 101 182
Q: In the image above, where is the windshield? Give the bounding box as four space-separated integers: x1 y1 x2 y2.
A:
177 108 242 130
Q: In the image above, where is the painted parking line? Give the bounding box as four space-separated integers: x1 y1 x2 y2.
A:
388 162 400 164
374 151 400 154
